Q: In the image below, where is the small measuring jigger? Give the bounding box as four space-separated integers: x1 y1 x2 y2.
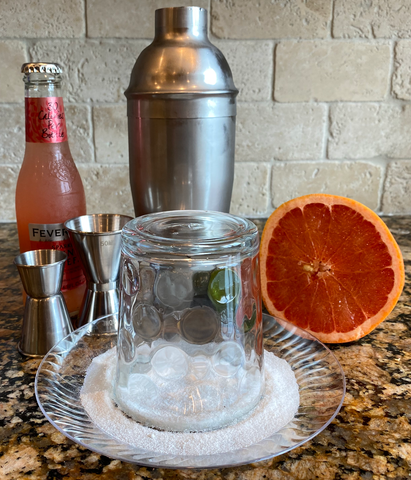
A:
64 214 133 333
14 250 73 357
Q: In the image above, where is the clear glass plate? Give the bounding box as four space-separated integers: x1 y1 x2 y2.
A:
35 314 346 469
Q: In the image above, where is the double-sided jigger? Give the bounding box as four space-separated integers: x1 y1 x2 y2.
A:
14 249 73 357
65 214 133 333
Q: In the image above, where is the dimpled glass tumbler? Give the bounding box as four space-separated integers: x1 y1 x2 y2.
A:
113 211 264 432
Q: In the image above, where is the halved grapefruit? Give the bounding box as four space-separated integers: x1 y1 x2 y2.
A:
260 194 405 343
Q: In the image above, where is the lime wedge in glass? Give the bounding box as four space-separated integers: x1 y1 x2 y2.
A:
207 268 241 311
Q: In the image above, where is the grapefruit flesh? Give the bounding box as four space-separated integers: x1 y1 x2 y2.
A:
260 194 405 343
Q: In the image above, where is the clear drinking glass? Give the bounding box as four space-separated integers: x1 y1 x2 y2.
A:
113 210 263 432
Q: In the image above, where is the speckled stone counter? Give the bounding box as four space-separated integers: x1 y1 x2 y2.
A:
1 218 411 480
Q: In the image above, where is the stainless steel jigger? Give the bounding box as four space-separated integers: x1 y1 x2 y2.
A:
14 250 73 357
64 214 133 333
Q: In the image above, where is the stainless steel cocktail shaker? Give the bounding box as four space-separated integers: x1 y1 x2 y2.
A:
125 6 238 216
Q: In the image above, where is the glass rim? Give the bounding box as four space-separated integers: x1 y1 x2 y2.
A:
121 210 259 256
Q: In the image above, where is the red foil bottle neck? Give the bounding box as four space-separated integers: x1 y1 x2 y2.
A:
25 97 68 144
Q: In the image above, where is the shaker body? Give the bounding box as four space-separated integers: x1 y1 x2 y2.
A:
125 6 238 217
128 115 235 215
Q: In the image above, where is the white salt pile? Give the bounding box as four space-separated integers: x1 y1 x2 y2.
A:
80 348 299 456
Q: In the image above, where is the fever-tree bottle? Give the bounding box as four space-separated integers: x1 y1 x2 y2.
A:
15 62 87 316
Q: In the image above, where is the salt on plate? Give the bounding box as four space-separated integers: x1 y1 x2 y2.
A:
80 348 299 456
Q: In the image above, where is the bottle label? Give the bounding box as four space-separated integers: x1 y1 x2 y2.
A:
25 97 68 144
29 223 69 242
28 222 86 293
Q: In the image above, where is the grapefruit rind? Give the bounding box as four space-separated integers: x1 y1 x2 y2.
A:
260 194 405 344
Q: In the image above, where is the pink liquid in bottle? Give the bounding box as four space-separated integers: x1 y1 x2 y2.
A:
16 64 86 316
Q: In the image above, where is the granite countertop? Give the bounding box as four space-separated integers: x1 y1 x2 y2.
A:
1 218 411 479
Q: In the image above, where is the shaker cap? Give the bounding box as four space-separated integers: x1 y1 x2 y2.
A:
21 62 62 74
125 6 238 97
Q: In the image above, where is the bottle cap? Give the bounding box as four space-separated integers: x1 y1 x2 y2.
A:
21 62 62 74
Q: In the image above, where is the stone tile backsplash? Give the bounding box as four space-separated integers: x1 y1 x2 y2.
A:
1 0 411 220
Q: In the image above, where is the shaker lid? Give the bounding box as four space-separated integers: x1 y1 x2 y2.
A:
125 7 238 97
22 62 62 74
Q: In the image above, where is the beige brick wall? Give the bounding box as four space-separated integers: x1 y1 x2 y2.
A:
1 0 411 221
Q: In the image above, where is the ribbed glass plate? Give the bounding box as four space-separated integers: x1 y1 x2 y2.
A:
35 314 345 469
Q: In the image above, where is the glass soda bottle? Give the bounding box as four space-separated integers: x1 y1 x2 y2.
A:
15 62 87 316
